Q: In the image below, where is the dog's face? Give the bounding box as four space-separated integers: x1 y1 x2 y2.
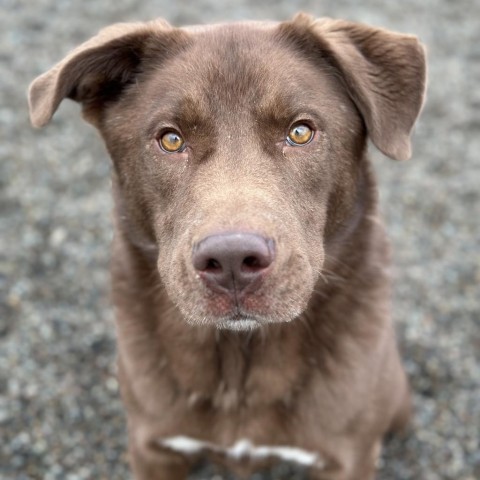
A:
103 25 365 329
29 15 426 330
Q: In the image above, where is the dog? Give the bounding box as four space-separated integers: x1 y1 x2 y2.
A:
29 13 426 480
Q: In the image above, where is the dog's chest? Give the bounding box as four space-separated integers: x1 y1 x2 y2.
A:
169 328 311 411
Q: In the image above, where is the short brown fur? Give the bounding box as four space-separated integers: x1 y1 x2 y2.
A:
29 13 426 480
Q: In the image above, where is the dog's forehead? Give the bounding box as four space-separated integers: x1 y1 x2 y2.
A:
142 22 345 125
180 21 309 75
171 22 297 82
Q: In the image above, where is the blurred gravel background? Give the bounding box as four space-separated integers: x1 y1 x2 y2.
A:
1 0 479 479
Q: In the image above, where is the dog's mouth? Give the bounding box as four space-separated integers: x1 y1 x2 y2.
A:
185 285 304 330
181 299 272 332
200 292 269 330
199 283 280 326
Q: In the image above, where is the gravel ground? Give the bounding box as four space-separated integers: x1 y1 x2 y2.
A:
1 0 479 479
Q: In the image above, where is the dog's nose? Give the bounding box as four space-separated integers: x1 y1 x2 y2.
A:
192 232 275 292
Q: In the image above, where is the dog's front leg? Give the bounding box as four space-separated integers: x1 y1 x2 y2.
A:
129 443 191 480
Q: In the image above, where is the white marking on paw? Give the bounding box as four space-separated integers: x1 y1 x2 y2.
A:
158 436 323 468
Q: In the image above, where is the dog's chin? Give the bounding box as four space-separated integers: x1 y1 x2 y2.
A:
216 316 262 331
181 311 267 331
181 308 302 331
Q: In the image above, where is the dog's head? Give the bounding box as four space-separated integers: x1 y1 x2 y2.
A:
29 14 426 330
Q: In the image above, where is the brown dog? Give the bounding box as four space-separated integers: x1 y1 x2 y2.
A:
29 13 426 480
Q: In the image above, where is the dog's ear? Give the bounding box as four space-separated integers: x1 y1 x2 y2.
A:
28 19 188 128
278 14 427 161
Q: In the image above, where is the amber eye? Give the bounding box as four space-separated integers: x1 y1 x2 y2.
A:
159 130 185 153
286 123 314 146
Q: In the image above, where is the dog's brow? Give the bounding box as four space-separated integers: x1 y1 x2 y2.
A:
144 93 213 138
175 96 211 128
255 94 298 124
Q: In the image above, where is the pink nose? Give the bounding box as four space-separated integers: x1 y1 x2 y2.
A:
192 232 275 293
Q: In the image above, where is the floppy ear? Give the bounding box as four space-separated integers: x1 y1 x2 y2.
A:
28 19 188 128
279 14 427 161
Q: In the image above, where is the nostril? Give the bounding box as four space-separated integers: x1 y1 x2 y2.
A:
242 255 262 271
205 258 222 272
